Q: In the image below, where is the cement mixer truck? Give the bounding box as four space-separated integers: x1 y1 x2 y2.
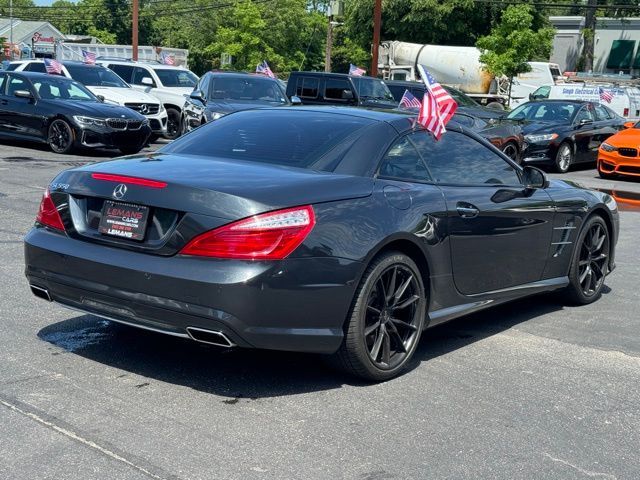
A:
378 41 563 108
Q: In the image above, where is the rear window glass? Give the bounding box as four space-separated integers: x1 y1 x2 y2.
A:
161 110 372 169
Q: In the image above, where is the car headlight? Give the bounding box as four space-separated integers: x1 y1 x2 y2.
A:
211 112 225 120
73 115 106 127
600 142 618 152
524 133 558 143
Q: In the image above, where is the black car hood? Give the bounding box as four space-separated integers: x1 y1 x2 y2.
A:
51 100 144 119
519 120 570 135
206 100 288 114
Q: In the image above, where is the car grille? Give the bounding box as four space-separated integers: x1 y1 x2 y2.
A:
106 118 144 130
125 103 160 115
618 147 638 157
618 165 640 174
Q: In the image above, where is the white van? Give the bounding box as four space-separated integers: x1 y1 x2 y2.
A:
509 62 564 107
529 84 640 120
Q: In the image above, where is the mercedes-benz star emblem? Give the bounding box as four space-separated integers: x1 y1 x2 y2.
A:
113 184 127 200
140 104 149 115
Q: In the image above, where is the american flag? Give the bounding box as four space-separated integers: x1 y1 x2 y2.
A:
349 64 366 76
399 89 421 109
82 50 96 65
415 65 458 140
44 58 63 75
256 60 275 78
599 87 613 104
161 53 175 65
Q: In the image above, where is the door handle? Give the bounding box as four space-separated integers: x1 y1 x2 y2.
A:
456 202 479 218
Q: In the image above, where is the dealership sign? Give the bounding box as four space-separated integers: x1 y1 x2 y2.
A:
32 32 56 43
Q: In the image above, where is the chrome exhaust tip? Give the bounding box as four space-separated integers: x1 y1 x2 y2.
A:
186 327 235 348
30 285 52 302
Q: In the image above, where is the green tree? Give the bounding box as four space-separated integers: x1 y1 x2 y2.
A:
476 5 555 103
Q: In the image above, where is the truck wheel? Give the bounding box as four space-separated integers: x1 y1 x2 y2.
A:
487 102 505 110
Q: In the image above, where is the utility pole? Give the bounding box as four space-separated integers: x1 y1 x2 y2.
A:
325 15 333 72
370 0 381 77
583 0 597 72
9 0 13 60
132 0 139 61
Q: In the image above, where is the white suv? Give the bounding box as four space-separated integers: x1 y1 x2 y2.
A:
98 60 199 139
7 60 168 138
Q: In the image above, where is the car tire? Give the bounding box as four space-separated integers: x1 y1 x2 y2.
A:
564 215 610 305
554 142 573 173
163 108 181 140
332 251 426 382
502 141 519 162
148 134 160 143
48 119 75 154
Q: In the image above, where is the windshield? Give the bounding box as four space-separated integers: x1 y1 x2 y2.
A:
508 102 578 122
208 76 288 103
65 64 129 88
33 77 97 101
162 110 371 168
444 86 478 107
351 77 395 103
154 68 198 88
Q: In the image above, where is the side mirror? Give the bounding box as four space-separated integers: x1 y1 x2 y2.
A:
290 95 302 105
96 94 105 103
579 118 593 127
341 90 354 100
522 165 549 189
529 93 534 101
624 121 636 129
190 90 206 103
141 77 154 86
14 90 33 99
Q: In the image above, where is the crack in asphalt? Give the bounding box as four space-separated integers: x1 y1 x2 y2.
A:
543 453 618 479
0 394 182 480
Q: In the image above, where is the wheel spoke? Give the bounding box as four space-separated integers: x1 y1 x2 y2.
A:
579 266 590 284
578 259 590 267
366 305 381 315
592 253 608 263
591 261 604 278
386 267 397 304
582 270 593 292
381 330 391 366
369 325 385 361
392 275 413 306
393 294 420 310
390 316 418 332
377 278 387 307
364 320 381 337
386 320 407 354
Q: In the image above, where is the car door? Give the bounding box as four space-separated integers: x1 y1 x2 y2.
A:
572 104 599 163
593 103 623 142
0 73 9 134
410 130 555 296
3 74 41 139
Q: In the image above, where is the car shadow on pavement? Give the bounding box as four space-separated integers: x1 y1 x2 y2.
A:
35 291 584 398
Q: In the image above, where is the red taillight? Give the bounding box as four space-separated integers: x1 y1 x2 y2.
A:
91 173 167 189
36 188 65 231
180 206 316 260
624 108 630 117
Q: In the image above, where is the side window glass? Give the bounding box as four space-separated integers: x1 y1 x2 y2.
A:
575 106 595 124
297 78 318 99
7 76 30 96
378 136 431 182
109 65 134 83
199 76 210 99
0 74 6 95
325 78 353 101
594 104 611 120
411 131 521 185
132 67 154 86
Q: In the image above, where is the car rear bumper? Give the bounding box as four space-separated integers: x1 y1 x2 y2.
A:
25 228 361 354
598 151 640 177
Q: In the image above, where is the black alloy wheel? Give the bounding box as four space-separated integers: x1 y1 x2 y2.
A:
334 252 426 381
164 108 181 140
48 119 75 154
502 142 519 162
555 142 573 173
566 216 610 304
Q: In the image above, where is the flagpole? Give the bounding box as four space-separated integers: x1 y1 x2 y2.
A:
9 0 13 60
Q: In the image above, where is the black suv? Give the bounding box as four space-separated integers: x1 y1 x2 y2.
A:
286 72 397 109
182 71 291 133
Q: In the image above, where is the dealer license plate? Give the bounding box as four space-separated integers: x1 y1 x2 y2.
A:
98 200 149 241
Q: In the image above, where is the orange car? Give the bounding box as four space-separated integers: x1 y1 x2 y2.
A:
598 121 640 178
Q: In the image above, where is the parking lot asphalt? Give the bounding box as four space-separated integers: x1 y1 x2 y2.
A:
1 142 639 479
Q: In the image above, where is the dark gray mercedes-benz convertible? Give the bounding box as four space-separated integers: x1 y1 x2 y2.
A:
24 107 619 381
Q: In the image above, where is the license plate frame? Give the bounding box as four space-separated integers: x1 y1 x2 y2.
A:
98 200 149 241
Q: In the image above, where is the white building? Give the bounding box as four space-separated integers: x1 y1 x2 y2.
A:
550 16 640 74
0 19 67 58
